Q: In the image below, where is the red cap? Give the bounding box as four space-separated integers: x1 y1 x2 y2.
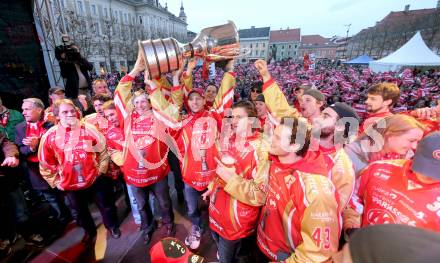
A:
149 238 205 263
188 88 205 98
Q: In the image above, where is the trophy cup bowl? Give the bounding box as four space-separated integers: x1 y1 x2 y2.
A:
138 21 239 79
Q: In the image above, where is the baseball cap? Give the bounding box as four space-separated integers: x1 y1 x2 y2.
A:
328 102 360 121
296 84 312 91
149 238 205 263
255 94 265 102
188 88 205 98
411 131 440 180
303 89 325 102
48 86 65 95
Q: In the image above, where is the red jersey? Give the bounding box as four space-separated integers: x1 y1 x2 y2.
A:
319 145 355 210
83 113 110 135
178 110 220 191
105 125 125 180
121 110 170 187
25 120 47 162
359 111 393 134
257 151 340 262
38 122 109 191
351 159 440 232
209 133 269 241
114 75 170 187
148 71 236 191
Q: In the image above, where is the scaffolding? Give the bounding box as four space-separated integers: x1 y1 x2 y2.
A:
33 0 67 87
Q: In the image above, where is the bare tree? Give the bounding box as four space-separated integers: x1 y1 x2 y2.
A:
120 25 137 70
64 10 94 59
100 9 118 72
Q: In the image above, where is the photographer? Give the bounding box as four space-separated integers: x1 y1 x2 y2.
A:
56 38 93 99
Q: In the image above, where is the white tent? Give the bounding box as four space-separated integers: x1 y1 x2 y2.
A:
369 31 440 73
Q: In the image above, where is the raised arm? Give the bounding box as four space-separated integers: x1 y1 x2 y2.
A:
254 59 299 124
213 60 236 117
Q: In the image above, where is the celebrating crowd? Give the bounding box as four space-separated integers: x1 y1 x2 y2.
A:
1 53 440 263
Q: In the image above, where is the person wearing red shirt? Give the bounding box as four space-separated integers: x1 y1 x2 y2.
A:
113 57 174 245
256 117 340 263
346 114 425 177
102 100 142 226
83 94 112 135
204 84 218 110
300 89 325 123
360 83 400 133
203 100 269 263
312 102 359 210
148 59 236 250
92 79 112 98
44 86 65 124
38 99 120 244
292 85 312 113
15 98 70 226
345 132 440 234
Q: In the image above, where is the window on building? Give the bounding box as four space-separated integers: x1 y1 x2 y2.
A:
256 43 259 48
269 45 272 48
104 8 108 17
294 51 297 56
289 45 291 49
139 16 142 24
77 1 83 14
294 44 298 49
263 43 266 47
282 45 284 50
124 13 128 24
119 11 122 22
250 44 253 48
91 4 96 15
261 50 265 56
256 50 259 56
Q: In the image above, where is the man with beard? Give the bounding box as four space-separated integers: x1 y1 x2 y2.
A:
256 117 339 263
360 83 400 133
312 102 359 210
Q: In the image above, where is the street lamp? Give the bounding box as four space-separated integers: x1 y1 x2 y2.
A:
343 23 351 60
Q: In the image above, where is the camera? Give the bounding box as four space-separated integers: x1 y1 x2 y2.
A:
55 35 81 62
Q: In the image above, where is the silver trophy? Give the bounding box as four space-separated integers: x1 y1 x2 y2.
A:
138 21 240 80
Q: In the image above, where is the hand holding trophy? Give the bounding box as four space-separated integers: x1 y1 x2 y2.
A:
137 21 240 80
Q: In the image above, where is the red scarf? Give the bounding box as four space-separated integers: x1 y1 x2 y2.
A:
1 110 10 127
26 120 45 162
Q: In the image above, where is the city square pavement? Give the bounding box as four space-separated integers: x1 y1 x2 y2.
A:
2 176 218 263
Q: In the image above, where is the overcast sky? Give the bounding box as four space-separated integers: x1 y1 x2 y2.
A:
163 0 437 37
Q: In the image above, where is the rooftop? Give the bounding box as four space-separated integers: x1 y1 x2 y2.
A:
269 28 301 42
239 26 271 39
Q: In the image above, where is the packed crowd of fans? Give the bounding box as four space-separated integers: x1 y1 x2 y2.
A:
1 55 440 263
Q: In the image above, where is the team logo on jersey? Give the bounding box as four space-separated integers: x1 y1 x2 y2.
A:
373 172 390 181
433 150 440 160
408 180 423 190
367 209 396 224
